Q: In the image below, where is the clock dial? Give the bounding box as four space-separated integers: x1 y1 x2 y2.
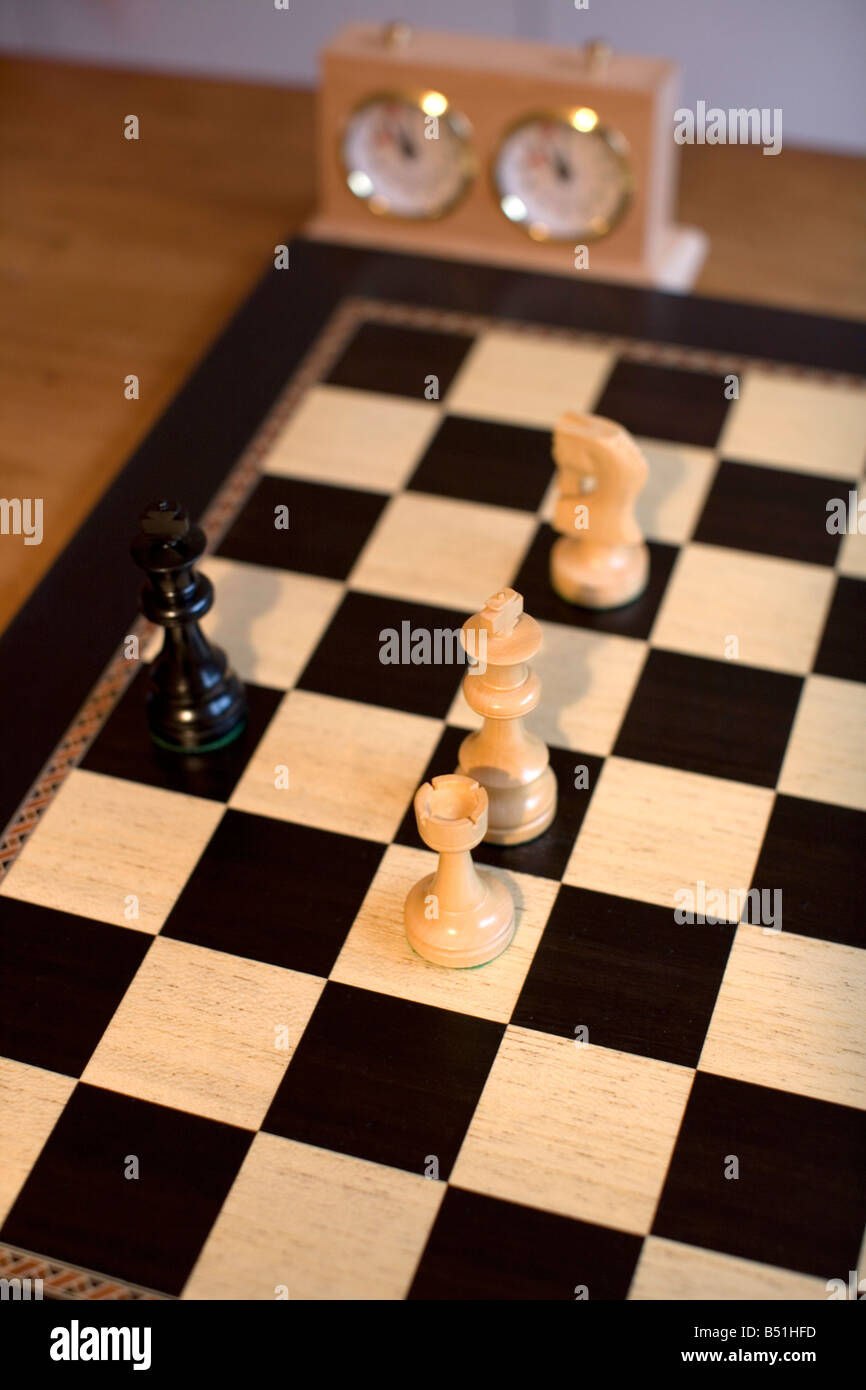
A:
494 112 632 241
342 95 473 219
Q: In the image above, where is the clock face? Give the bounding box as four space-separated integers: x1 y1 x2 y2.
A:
341 95 473 220
494 113 632 241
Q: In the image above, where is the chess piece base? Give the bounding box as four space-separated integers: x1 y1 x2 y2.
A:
551 536 649 609
405 869 515 968
146 657 248 753
458 761 557 845
484 767 557 845
149 715 247 756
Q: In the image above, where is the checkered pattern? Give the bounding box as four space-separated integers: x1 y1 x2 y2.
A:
1 316 864 1301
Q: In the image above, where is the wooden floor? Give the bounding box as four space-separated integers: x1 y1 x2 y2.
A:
1 56 864 638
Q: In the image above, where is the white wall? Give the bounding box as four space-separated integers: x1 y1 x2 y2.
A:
1 0 863 154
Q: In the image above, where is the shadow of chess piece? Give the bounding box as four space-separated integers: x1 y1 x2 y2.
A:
550 411 650 608
130 500 247 753
456 588 557 845
405 775 515 968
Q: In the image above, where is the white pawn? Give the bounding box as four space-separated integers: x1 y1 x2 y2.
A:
405 775 515 968
456 588 557 845
550 411 650 608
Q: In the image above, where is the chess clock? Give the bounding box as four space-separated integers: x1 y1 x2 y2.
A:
310 23 706 289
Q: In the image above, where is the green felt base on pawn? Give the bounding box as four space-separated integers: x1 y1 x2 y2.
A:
149 718 247 755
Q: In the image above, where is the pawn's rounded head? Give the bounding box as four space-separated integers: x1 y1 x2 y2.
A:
413 774 487 852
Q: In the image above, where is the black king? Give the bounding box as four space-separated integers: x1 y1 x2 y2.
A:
130 500 247 752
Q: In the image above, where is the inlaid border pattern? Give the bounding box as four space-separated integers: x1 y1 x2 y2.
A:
0 1243 168 1301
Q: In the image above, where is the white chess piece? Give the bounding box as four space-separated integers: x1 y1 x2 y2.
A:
404 775 515 967
550 411 650 608
456 588 557 845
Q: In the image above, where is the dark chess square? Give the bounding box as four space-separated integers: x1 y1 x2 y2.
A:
0 900 150 1077
326 320 474 400
409 1187 642 1300
298 589 466 719
262 981 503 1177
653 1071 866 1278
1 1084 252 1297
694 460 847 566
162 809 385 976
408 414 554 512
614 648 804 787
593 360 733 448
217 474 387 581
512 884 734 1067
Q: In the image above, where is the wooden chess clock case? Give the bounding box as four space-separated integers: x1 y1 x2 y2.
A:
308 23 707 290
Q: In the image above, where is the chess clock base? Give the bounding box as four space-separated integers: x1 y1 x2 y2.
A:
306 218 708 292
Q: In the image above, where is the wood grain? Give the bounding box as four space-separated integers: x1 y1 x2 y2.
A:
445 331 615 429
0 767 225 932
563 755 774 911
718 370 866 479
81 936 325 1130
779 674 866 813
182 1131 444 1301
678 142 866 322
229 689 443 843
451 1026 694 1233
348 489 537 610
0 58 314 635
630 1235 830 1301
699 924 866 1109
651 542 835 674
264 383 441 492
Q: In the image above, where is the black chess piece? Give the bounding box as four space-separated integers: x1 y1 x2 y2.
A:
131 500 247 752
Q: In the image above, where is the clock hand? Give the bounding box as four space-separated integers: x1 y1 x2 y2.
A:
396 123 417 159
551 146 572 181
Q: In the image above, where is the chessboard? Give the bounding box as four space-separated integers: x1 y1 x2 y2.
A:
1 239 864 1302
